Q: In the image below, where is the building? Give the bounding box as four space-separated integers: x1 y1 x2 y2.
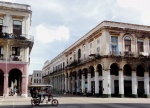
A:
0 1 33 97
28 74 32 86
42 52 66 93
43 21 150 98
31 70 43 85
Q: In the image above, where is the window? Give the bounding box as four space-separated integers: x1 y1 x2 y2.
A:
84 54 86 58
149 40 150 50
137 39 144 52
0 19 3 33
124 36 131 52
12 47 20 56
83 45 86 51
111 36 118 54
78 49 81 60
97 46 100 53
74 53 76 61
90 43 92 49
0 46 2 55
37 73 38 77
97 39 100 44
13 20 22 37
34 79 36 83
39 79 41 83
37 79 38 83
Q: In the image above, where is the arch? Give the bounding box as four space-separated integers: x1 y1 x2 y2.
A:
9 68 22 95
123 33 134 41
0 69 4 96
123 64 132 76
89 66 94 78
110 63 119 76
78 69 82 79
136 65 145 77
96 64 103 76
78 49 81 62
149 66 150 77
83 68 88 79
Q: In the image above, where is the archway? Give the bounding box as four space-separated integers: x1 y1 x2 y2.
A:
0 69 4 96
136 65 145 97
9 69 22 95
110 63 119 97
78 69 82 93
89 66 95 96
97 64 103 96
123 64 132 97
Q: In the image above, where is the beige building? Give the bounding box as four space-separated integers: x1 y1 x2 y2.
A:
43 21 150 98
31 70 43 85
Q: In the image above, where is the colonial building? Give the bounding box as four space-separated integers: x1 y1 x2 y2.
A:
42 52 66 93
31 70 43 85
42 21 150 98
0 1 33 97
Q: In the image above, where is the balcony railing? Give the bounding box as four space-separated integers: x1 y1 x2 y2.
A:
10 55 22 61
0 33 34 43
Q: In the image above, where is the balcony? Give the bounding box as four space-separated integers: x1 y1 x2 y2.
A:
10 55 22 61
124 51 134 57
0 54 3 60
0 33 34 43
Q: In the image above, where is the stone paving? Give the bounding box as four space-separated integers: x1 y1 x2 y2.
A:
0 94 150 108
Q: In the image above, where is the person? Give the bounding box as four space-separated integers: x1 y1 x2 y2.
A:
38 89 43 102
32 88 38 98
30 88 33 97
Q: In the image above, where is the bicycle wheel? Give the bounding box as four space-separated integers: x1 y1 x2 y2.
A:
31 99 34 106
51 99 58 106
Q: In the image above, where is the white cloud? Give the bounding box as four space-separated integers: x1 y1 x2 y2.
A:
117 0 150 25
34 24 70 43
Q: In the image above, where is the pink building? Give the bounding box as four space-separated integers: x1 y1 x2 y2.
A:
0 1 33 97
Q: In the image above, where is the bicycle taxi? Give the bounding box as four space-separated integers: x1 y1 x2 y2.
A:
29 84 58 106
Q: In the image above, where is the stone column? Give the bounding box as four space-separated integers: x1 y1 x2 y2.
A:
119 69 124 97
102 69 111 97
81 71 85 94
21 75 27 97
95 71 99 97
68 73 71 93
132 71 138 98
111 76 114 95
76 72 80 95
144 71 149 98
72 75 75 94
87 71 91 96
3 74 9 98
65 73 68 93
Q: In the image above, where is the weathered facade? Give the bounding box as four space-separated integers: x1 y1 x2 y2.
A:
0 1 33 97
43 21 150 98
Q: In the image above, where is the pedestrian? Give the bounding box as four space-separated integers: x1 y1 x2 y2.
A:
30 88 33 97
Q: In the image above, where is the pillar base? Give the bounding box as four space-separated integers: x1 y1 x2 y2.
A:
73 92 76 95
132 94 138 98
3 94 8 98
95 93 99 97
76 92 80 95
144 94 150 98
21 94 28 97
102 94 111 98
119 94 124 98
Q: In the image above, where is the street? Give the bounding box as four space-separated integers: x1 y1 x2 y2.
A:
0 95 150 108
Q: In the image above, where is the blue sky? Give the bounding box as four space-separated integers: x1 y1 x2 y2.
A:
1 0 150 74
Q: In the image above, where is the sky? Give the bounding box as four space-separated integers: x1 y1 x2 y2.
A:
1 0 150 74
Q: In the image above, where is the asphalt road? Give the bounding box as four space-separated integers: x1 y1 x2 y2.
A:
0 95 150 108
